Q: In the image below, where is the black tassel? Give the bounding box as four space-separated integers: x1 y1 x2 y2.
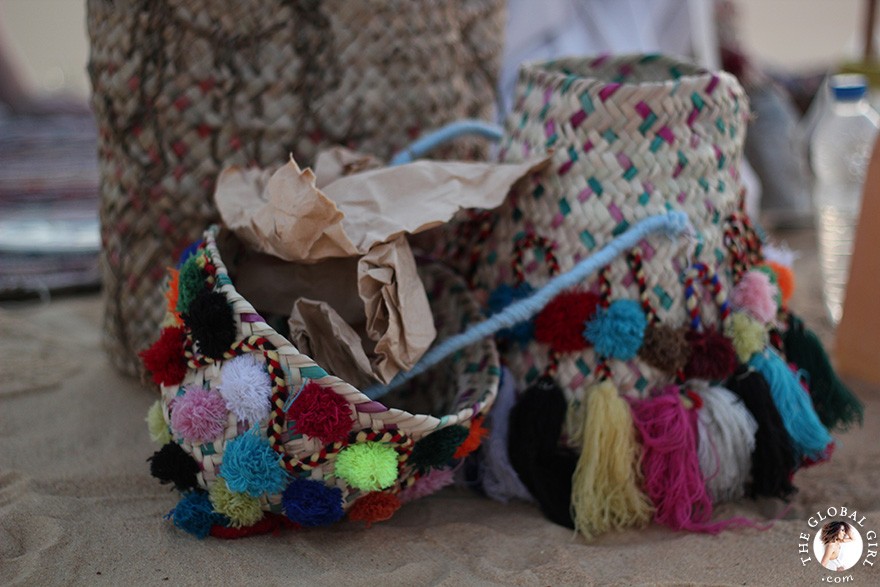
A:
725 365 797 500
508 375 578 528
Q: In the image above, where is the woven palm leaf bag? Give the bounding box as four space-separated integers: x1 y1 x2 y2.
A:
87 0 505 376
141 225 499 537
448 54 862 537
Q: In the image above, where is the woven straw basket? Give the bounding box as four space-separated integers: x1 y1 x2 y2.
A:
450 54 751 434
143 226 498 535
87 0 505 376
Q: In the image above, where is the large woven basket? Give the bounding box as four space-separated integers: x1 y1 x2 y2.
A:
451 55 750 421
143 226 499 536
87 0 505 376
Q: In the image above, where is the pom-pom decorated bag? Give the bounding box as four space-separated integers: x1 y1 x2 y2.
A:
142 226 499 538
446 55 862 537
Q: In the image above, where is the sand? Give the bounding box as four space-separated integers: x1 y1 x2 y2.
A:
2 228 879 586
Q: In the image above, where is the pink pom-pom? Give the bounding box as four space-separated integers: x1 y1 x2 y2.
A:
730 270 778 324
170 385 228 443
399 467 456 503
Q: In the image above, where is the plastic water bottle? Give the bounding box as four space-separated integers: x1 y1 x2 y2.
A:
811 74 880 325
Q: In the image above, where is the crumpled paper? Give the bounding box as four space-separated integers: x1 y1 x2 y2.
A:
216 149 548 384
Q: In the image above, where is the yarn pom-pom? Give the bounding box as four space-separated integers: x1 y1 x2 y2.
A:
176 253 208 314
221 431 289 497
148 442 199 490
287 381 353 444
399 468 456 503
453 416 488 459
171 491 225 539
169 385 228 443
281 478 344 527
164 268 183 326
146 400 172 445
347 492 401 527
583 299 647 360
209 477 264 528
683 328 737 381
725 311 769 363
410 425 470 470
176 239 203 267
139 326 188 387
334 441 399 491
184 290 238 359
534 291 600 352
639 323 691 373
218 354 273 425
731 270 779 324
488 283 535 345
210 513 295 539
764 261 795 304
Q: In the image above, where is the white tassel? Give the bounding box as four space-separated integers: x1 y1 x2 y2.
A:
696 385 758 502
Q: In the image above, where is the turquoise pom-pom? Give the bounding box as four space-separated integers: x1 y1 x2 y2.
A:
220 431 290 497
171 491 226 539
583 299 647 360
488 283 535 345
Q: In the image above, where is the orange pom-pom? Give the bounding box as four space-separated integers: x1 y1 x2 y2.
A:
164 268 183 325
347 492 401 528
453 416 488 459
765 261 795 304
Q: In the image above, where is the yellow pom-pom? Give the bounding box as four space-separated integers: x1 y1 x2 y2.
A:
334 442 399 491
725 311 768 363
571 379 653 539
209 477 264 528
146 400 172 445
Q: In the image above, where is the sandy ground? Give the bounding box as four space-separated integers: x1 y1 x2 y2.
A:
2 227 879 586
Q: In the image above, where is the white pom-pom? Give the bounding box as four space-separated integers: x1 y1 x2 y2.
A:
695 385 758 503
762 242 798 269
218 354 272 425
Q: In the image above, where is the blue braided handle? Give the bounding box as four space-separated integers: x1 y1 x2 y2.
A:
389 119 504 166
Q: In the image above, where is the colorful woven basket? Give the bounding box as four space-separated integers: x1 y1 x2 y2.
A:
441 55 862 537
87 0 505 376
141 226 499 537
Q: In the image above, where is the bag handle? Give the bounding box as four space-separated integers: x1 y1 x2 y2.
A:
389 119 504 165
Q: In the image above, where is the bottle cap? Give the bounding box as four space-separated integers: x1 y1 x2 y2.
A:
830 74 869 101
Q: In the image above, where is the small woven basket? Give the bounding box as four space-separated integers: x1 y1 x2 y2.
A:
87 0 505 376
143 226 498 535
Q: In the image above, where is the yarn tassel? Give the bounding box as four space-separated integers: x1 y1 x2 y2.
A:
629 386 727 532
695 385 758 503
725 365 797 499
571 380 652 539
508 376 579 528
782 313 864 431
479 368 533 503
749 350 833 461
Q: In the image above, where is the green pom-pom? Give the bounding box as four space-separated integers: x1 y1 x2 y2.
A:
146 400 172 445
725 311 768 363
176 254 207 314
410 425 469 470
208 477 264 528
334 442 399 491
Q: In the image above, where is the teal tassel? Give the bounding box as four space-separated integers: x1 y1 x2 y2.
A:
749 349 832 461
782 313 864 430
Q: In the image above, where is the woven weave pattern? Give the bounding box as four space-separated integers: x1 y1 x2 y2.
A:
158 227 499 513
87 0 505 375
456 55 750 442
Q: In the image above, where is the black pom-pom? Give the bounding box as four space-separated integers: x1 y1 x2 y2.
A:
148 442 200 491
725 365 797 500
508 375 579 529
183 290 237 359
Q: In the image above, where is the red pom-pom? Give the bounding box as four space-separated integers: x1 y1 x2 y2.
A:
287 382 353 443
347 492 401 527
683 328 737 381
453 416 489 459
209 513 297 539
139 326 188 386
534 291 600 352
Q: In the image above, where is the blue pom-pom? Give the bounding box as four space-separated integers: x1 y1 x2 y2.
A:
488 283 535 345
221 431 290 497
281 478 345 527
583 299 647 360
176 239 203 268
172 492 225 539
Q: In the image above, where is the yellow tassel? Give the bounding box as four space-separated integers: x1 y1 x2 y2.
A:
571 380 653 539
